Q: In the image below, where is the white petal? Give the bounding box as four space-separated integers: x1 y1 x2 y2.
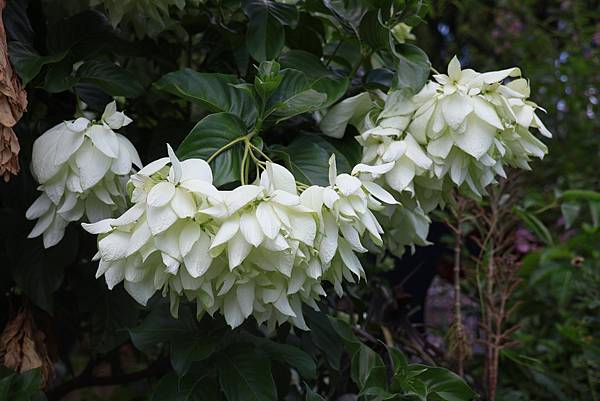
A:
335 174 362 196
211 218 240 249
127 221 152 256
227 232 252 268
112 203 145 226
124 274 156 306
289 213 316 246
28 210 55 238
82 219 114 234
99 230 130 261
319 212 338 264
240 212 264 247
427 132 454 159
226 185 262 214
386 159 415 192
455 114 496 159
184 231 212 278
179 221 201 256
54 129 85 165
338 239 364 277
147 182 176 207
274 292 296 317
180 158 213 183
146 205 178 234
224 291 244 328
351 162 395 176
138 157 169 177
261 162 297 194
26 194 52 220
447 55 462 81
362 181 398 204
75 141 112 190
167 144 182 183
89 124 119 158
237 282 255 318
171 188 196 218
256 202 280 239
441 93 472 130
471 97 503 129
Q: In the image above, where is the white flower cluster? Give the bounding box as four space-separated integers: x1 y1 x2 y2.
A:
83 147 397 330
324 56 551 209
26 102 142 248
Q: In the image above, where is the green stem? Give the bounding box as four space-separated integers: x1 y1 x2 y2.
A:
207 136 247 164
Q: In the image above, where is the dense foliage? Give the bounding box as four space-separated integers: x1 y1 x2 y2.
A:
0 0 596 401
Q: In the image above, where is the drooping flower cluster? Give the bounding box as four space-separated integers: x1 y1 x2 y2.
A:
26 102 141 248
83 147 397 330
332 56 551 206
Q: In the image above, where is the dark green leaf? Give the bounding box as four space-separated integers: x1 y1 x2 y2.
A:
351 344 387 389
0 369 43 401
171 335 217 377
392 44 431 94
76 61 144 98
270 134 359 186
250 336 316 379
91 287 141 353
129 303 197 351
217 346 277 401
359 11 392 51
8 42 67 85
303 307 344 370
267 61 349 120
176 112 247 187
154 69 258 126
243 0 298 61
514 207 553 245
408 365 477 401
305 386 326 401
9 229 78 313
151 372 220 401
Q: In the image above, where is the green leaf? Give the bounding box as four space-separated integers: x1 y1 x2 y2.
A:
250 336 316 379
267 60 349 120
9 229 78 313
303 308 344 370
408 365 477 401
129 303 197 351
154 69 258 126
171 335 217 377
243 0 299 61
0 369 44 401
151 372 220 401
76 61 144 97
393 44 431 94
8 42 67 85
217 345 277 401
91 287 141 353
514 207 553 245
351 344 387 389
305 386 326 401
270 134 359 186
560 189 600 202
42 58 77 93
176 112 247 187
359 11 392 51
560 202 581 229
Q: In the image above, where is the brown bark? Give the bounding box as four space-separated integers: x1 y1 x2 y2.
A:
0 0 28 181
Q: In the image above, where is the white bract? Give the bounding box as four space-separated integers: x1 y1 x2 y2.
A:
84 147 397 330
26 102 141 248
